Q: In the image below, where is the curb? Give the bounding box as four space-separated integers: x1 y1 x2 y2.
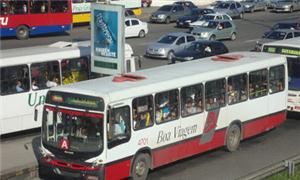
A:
0 164 38 180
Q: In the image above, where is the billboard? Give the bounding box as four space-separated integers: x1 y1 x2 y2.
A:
91 3 125 75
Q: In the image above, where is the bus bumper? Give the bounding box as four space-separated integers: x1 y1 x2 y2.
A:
38 157 105 180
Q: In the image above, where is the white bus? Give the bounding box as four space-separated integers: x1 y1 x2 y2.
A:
0 41 137 135
262 37 300 112
72 0 142 24
37 52 287 180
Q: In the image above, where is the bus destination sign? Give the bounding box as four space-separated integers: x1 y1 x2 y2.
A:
263 45 300 56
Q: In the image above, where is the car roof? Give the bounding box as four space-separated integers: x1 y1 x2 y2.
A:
165 32 190 36
125 17 141 21
272 28 300 33
192 40 224 44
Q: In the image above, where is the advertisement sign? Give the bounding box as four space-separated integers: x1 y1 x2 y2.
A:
91 3 124 75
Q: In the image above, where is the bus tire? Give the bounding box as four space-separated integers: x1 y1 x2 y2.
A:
16 25 29 40
131 153 150 180
225 124 241 152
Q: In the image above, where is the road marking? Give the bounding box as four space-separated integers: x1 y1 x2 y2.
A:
244 39 260 43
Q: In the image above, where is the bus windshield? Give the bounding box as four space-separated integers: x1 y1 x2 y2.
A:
42 107 103 154
288 57 300 90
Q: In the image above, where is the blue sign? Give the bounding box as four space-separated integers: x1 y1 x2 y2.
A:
91 4 125 75
94 10 118 58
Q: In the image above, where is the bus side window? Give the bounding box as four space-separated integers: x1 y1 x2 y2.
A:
181 83 203 117
269 65 285 94
0 1 9 15
205 78 226 111
132 95 154 130
62 57 89 85
50 0 68 13
31 61 60 90
155 89 179 123
30 0 48 14
10 0 28 14
249 69 268 99
0 64 29 95
227 73 248 105
108 106 131 148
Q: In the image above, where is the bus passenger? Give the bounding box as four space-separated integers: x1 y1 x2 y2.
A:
32 79 39 90
113 113 126 136
15 80 24 92
46 76 59 87
228 84 237 104
196 100 203 112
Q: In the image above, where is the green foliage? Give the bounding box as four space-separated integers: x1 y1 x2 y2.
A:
265 165 300 180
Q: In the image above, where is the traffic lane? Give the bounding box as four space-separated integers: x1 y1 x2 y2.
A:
148 117 300 180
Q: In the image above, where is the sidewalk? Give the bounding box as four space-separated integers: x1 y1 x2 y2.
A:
0 135 40 179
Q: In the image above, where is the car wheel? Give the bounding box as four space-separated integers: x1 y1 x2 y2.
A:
231 32 237 41
131 153 150 180
16 25 29 40
289 6 293 13
167 51 174 60
138 30 146 38
225 124 241 152
209 35 216 41
165 17 170 24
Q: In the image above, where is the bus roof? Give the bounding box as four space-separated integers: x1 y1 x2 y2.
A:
262 37 300 48
50 51 286 103
0 41 90 67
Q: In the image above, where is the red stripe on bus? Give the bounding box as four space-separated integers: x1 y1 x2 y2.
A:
104 159 131 180
45 105 103 118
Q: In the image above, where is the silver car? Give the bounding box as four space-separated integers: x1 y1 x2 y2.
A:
214 1 245 19
241 0 268 12
145 32 196 60
191 20 237 41
273 0 300 12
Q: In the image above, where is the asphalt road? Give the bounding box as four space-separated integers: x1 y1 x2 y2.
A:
1 7 300 180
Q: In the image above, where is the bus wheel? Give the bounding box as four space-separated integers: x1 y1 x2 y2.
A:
225 124 241 152
132 153 150 180
16 25 29 40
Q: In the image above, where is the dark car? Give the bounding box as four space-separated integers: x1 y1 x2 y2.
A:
214 1 245 19
264 22 300 36
174 1 198 10
150 4 191 24
176 8 215 28
171 40 229 63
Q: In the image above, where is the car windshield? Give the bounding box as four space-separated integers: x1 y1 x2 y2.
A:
200 15 215 21
158 35 178 44
266 31 286 40
279 0 293 2
190 9 200 16
273 23 297 29
245 0 255 2
42 107 104 154
216 3 230 9
158 5 173 11
201 21 219 29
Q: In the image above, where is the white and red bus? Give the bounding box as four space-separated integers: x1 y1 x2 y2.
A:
262 37 300 112
0 41 137 136
37 52 287 180
0 0 72 39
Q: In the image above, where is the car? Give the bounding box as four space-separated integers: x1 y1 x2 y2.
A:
206 1 224 9
241 0 267 13
214 1 245 19
145 32 196 60
263 22 300 36
149 4 191 24
176 8 215 28
171 40 229 63
174 1 198 10
191 20 237 41
255 29 300 51
125 17 148 38
189 13 232 28
272 0 300 12
142 0 152 7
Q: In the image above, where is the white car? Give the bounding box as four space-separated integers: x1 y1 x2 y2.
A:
189 13 232 27
125 17 148 38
